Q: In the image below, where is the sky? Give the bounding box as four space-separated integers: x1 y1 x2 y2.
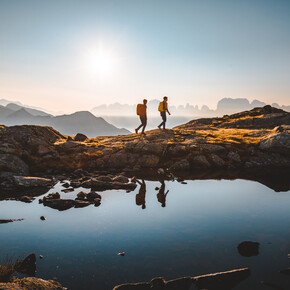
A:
0 0 289 112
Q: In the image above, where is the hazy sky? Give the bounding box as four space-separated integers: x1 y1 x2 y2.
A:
0 0 289 112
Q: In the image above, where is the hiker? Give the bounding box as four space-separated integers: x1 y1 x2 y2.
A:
135 99 147 135
157 180 169 207
158 96 171 130
136 179 146 209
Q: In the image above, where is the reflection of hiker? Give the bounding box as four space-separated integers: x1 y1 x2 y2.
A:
136 179 146 209
157 180 169 207
158 96 171 130
135 99 147 135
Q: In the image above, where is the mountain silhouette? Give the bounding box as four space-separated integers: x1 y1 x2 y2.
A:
6 103 52 117
0 106 130 137
91 97 289 117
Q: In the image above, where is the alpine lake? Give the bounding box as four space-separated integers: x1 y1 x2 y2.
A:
0 170 290 290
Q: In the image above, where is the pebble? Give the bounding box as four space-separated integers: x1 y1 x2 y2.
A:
40 216 46 220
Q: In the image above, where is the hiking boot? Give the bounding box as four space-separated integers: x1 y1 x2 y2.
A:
135 129 138 134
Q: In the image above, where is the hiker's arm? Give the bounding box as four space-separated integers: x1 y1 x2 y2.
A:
167 109 171 115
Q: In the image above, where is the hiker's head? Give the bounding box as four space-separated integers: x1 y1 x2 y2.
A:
143 99 147 104
163 96 168 101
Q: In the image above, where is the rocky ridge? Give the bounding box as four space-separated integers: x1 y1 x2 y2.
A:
0 106 289 190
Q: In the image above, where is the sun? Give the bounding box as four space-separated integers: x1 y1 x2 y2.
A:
86 49 117 77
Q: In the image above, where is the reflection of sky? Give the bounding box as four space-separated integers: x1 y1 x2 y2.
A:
0 179 290 289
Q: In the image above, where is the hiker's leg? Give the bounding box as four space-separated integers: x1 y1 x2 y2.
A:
158 113 164 129
141 117 147 134
136 124 142 131
161 112 166 129
136 116 143 132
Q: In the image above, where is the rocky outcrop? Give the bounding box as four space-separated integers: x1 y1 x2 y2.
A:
113 268 251 290
0 106 289 191
0 277 65 289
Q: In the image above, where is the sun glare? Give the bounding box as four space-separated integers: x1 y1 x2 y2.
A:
86 49 117 77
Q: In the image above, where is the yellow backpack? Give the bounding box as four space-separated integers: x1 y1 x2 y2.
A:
158 101 164 112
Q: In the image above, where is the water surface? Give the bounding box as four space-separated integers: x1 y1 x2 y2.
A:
0 179 289 289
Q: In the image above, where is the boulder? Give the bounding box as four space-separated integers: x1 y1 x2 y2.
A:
192 154 211 168
259 132 290 154
0 154 29 175
94 198 101 207
237 241 259 257
74 133 88 142
169 159 190 171
19 196 35 203
87 191 102 201
0 264 14 283
113 175 129 183
13 176 53 188
74 200 90 208
14 253 36 276
0 219 23 224
227 151 241 162
210 154 225 167
139 154 160 168
76 191 87 200
0 277 65 289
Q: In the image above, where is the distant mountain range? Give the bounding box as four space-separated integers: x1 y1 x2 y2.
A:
1 97 289 134
91 98 290 117
0 103 130 137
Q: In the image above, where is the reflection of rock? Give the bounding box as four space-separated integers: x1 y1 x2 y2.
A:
0 277 65 289
43 199 75 211
113 268 250 290
91 179 137 191
15 253 36 276
280 268 290 275
237 241 260 257
261 281 285 289
193 268 251 290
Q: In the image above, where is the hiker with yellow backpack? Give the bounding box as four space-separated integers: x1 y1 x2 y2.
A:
158 96 171 130
135 99 147 135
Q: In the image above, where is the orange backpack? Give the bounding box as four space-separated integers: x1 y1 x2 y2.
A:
137 104 144 116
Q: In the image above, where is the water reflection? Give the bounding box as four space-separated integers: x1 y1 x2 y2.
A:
157 181 169 208
135 179 146 209
0 178 290 289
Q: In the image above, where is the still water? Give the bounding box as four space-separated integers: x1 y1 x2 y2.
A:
0 179 289 289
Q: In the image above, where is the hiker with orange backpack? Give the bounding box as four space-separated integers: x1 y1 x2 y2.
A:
135 99 147 135
158 96 171 130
